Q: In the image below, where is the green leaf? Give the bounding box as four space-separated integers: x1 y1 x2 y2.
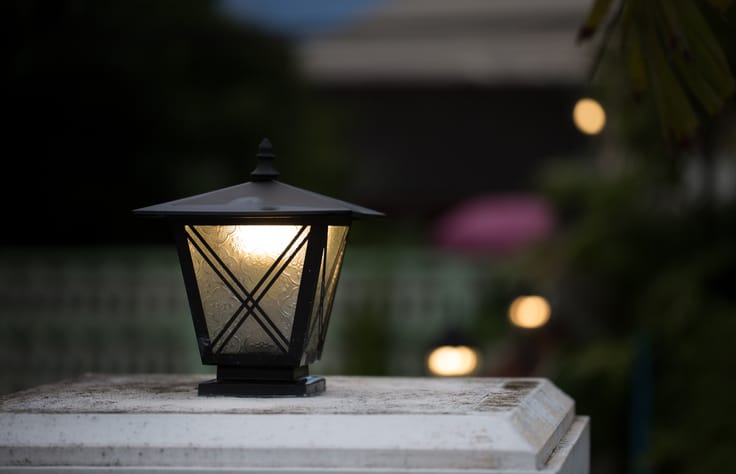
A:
673 54 726 115
676 0 732 75
641 9 699 142
624 18 647 96
652 1 725 115
671 0 735 107
656 0 688 57
578 0 615 42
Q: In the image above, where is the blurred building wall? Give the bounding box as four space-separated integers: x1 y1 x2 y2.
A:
290 0 595 220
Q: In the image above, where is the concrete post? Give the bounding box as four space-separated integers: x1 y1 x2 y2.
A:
0 374 589 473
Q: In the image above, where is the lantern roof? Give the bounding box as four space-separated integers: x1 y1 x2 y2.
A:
134 139 383 219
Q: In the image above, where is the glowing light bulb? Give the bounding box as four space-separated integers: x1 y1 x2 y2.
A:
573 98 606 135
230 225 303 259
509 295 551 329
427 345 479 376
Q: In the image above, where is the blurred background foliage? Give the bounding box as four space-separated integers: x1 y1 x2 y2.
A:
527 1 736 473
577 0 734 145
1 0 345 245
1 1 735 474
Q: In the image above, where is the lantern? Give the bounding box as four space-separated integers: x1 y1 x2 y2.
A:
134 139 382 396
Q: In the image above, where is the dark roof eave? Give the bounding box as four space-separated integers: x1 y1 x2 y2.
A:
133 209 384 219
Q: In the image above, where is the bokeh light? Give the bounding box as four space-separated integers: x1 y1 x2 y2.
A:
573 98 606 135
427 345 480 376
509 295 551 329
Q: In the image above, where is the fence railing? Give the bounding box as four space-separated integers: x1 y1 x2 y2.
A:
0 246 487 394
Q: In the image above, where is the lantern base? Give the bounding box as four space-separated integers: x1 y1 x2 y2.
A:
198 375 325 397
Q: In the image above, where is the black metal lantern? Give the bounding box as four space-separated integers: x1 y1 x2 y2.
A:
134 139 382 396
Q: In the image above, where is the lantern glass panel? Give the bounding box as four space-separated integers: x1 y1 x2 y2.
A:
186 224 310 356
304 225 350 359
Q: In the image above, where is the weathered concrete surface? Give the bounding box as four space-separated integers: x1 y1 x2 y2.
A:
0 374 589 473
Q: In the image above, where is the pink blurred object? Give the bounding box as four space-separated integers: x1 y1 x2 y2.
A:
432 194 555 255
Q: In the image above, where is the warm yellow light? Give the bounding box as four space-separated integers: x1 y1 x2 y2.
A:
573 98 606 135
230 225 303 259
509 295 551 329
427 345 479 376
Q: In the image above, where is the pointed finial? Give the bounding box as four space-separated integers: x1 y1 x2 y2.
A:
250 138 280 181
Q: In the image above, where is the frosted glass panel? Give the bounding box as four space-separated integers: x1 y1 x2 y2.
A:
305 225 349 359
188 243 242 341
223 312 282 354
186 225 308 355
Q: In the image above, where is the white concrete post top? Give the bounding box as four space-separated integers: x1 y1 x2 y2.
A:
0 374 589 473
